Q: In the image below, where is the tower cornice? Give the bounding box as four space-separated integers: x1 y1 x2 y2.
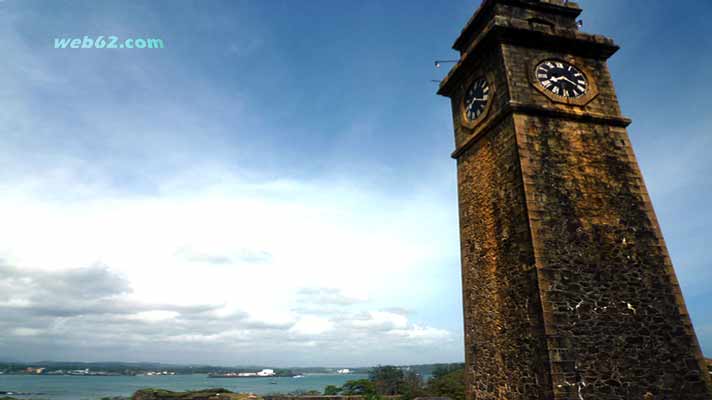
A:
450 101 631 159
438 18 619 97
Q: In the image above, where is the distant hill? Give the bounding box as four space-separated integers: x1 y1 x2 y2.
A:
0 360 464 376
0 361 274 375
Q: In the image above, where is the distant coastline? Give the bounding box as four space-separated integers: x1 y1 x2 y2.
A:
0 361 457 379
0 362 372 378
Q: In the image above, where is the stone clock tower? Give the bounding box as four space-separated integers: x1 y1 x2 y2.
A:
437 1 712 399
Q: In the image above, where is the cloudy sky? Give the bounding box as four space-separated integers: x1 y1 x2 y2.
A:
0 0 710 367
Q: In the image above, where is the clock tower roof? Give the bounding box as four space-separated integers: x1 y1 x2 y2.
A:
453 0 582 53
437 0 619 97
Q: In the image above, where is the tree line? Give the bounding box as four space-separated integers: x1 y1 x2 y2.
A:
322 364 464 400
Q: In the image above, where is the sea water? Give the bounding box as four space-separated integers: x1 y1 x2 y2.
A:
0 373 368 400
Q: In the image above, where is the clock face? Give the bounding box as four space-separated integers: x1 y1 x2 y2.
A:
536 60 588 98
463 78 490 121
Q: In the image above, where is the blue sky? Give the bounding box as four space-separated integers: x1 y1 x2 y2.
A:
0 0 710 366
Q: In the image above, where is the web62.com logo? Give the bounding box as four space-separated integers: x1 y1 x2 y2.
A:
54 36 164 49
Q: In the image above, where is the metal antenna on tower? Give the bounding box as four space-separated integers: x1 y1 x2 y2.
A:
434 60 459 68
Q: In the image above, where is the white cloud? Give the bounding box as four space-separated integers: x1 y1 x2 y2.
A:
12 327 42 337
131 311 180 322
0 3 464 365
290 316 334 336
0 168 461 365
351 311 409 331
388 326 451 343
0 167 455 309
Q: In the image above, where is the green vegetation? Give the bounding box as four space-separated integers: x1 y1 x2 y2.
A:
340 379 376 396
324 364 464 400
425 365 465 400
368 366 403 395
399 370 426 400
323 385 340 396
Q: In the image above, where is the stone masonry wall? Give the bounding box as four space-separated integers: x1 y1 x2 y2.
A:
457 116 552 400
500 36 712 399
514 114 712 399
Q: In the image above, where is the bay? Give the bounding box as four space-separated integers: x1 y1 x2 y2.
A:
0 373 368 400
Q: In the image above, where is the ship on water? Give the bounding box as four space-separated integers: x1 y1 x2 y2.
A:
208 369 277 378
